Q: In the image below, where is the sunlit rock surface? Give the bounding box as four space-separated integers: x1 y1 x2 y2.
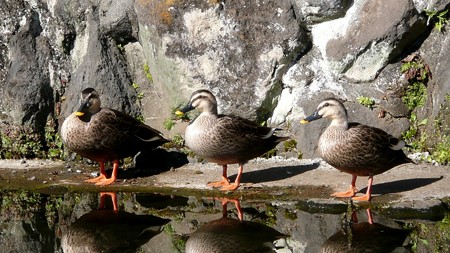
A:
0 0 449 158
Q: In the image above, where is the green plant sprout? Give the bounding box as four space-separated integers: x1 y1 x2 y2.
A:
400 54 431 111
357 96 375 109
163 118 175 131
143 63 153 82
425 9 449 32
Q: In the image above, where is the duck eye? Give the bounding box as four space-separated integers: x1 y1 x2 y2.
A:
324 102 330 107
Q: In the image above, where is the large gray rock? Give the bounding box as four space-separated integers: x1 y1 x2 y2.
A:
312 0 426 82
292 0 352 25
0 0 448 162
135 0 309 121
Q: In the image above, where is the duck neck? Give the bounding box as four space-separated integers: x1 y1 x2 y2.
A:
329 117 348 130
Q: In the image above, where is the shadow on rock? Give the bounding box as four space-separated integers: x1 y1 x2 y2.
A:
229 162 320 184
363 176 444 195
119 148 189 180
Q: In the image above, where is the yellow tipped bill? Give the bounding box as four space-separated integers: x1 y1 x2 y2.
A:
175 110 185 116
75 111 85 116
300 119 309 124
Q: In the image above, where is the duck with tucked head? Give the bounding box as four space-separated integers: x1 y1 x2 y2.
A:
61 87 169 186
176 89 289 191
300 98 413 201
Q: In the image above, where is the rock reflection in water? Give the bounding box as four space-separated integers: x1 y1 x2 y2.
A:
321 209 410 253
185 198 288 253
61 192 170 253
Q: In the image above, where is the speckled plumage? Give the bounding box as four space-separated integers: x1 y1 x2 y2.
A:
177 90 289 190
301 98 412 201
321 220 409 253
61 193 169 253
185 199 287 253
60 88 168 185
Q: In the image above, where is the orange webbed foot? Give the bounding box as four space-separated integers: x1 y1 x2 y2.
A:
207 176 230 188
352 194 371 202
94 177 116 186
85 174 107 183
220 183 240 191
331 186 358 198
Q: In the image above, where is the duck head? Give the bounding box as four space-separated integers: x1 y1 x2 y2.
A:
300 98 348 124
75 87 101 117
176 89 218 116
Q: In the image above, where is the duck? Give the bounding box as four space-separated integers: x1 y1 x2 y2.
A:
321 209 410 253
300 98 412 201
61 192 170 253
60 87 169 186
185 198 288 253
175 89 289 191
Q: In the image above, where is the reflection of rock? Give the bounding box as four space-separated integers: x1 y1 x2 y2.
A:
61 193 170 253
185 199 288 253
321 210 410 253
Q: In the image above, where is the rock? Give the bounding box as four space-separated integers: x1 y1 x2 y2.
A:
135 0 309 121
312 0 426 81
0 0 448 162
292 0 353 25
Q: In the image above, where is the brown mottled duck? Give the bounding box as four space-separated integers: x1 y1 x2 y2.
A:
61 192 170 253
300 98 412 201
61 87 169 186
321 209 410 253
185 198 288 253
176 89 289 191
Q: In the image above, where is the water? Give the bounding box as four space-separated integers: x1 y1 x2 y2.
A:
0 190 448 253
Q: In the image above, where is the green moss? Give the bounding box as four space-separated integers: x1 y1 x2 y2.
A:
283 139 297 152
45 119 65 159
283 208 297 220
0 124 44 159
163 118 175 131
143 63 153 82
164 223 187 251
402 113 428 151
403 81 427 111
400 55 430 111
430 135 450 165
405 214 450 253
262 148 278 159
357 96 375 109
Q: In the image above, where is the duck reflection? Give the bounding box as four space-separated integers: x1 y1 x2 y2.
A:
185 198 288 253
321 209 410 253
61 192 170 253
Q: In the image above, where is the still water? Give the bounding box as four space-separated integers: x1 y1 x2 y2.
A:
0 190 448 253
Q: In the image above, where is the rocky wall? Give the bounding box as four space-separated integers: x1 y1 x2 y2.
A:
0 0 449 159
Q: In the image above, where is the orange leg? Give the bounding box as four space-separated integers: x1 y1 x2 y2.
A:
220 164 243 191
207 165 230 187
95 160 119 186
220 197 243 221
366 208 373 224
352 176 373 201
99 192 119 213
85 162 108 183
331 174 358 198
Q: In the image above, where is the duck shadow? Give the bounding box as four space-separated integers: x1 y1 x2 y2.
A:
117 148 189 180
361 176 444 195
228 162 320 184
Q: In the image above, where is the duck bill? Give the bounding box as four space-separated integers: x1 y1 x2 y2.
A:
175 103 194 116
300 111 322 124
75 101 89 117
